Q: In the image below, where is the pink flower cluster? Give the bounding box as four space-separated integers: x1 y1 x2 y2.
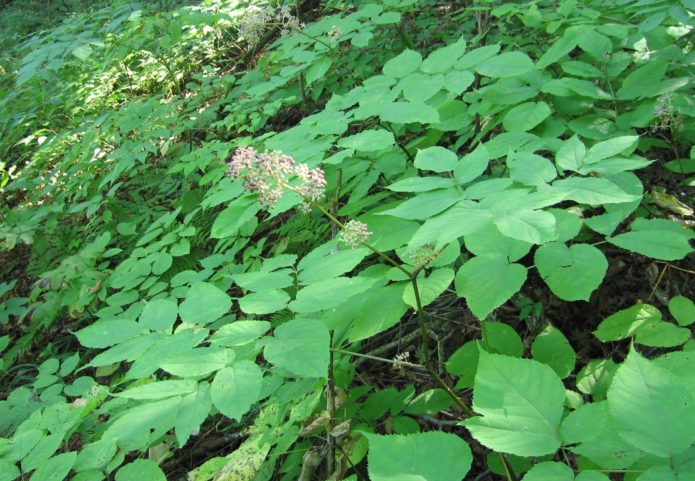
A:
227 147 326 210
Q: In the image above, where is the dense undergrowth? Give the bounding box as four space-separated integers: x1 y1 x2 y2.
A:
1 0 694 480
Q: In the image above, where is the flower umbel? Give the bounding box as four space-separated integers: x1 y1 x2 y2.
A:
227 147 325 210
340 220 372 249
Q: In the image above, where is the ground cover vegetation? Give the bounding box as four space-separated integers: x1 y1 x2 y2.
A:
0 0 694 479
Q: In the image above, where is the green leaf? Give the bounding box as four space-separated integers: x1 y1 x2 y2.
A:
238 289 290 315
400 73 444 102
508 152 557 186
210 202 259 239
0 459 20 481
378 102 440 124
232 270 293 291
537 28 581 67
139 298 178 331
298 243 368 284
594 303 662 342
494 209 557 244
414 146 458 173
264 319 329 378
209 321 271 347
383 49 422 78
420 37 467 73
464 351 565 456
576 471 610 481
531 325 576 378
409 202 492 249
534 242 608 301
115 460 166 481
608 218 694 260
464 223 532 262
446 341 480 388
175 382 212 447
455 254 527 319
669 296 695 326
211 361 263 421
364 432 472 481
608 348 695 456
503 102 551 132
403 268 454 308
634 321 691 347
455 144 489 184
403 389 453 415
379 189 460 220
348 284 409 342
552 177 639 204
387 176 455 192
482 321 524 357
151 252 172 275
584 136 639 164
522 462 574 481
617 60 668 100
476 52 534 78
179 282 232 325
289 277 374 313
338 129 395 152
160 348 230 377
556 135 586 172
115 380 196 400
74 319 143 349
29 452 76 481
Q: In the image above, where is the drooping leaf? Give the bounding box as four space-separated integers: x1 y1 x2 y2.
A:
264 319 329 378
594 303 661 342
179 282 232 325
608 218 694 260
464 351 565 456
455 254 527 319
608 348 695 457
455 144 490 184
402 268 454 309
364 431 472 481
175 382 212 447
534 242 608 301
669 296 695 326
531 325 576 378
211 361 263 421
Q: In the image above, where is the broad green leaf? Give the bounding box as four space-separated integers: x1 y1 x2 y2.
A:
209 321 271 347
482 321 524 357
549 208 582 242
537 28 581 67
378 102 440 124
115 380 196 400
420 37 467 73
231 270 293 291
151 252 172 275
552 177 639 204
383 49 422 78
669 296 695 326
264 319 329 378
74 319 143 349
364 432 472 481
0 459 19 481
139 298 178 331
594 303 661 342
576 471 610 481
103 397 181 452
464 223 532 262
126 329 208 380
446 340 480 388
531 325 576 378
387 176 454 192
584 136 638 164
175 382 212 447
464 351 565 456
494 209 557 244
634 321 690 347
577 29 612 58
402 268 454 308
476 52 534 77
179 282 232 325
290 277 375 313
617 60 668 100
561 60 603 78
454 144 489 184
238 289 289 315
503 102 551 132
555 135 586 172
608 218 694 260
576 359 618 400
522 462 573 481
211 361 263 421
455 254 527 319
210 202 259 239
403 389 453 415
608 348 695 457
30 452 76 481
115 460 166 481
414 146 458 173
348 284 409 342
160 347 230 377
378 189 459 220
443 70 475 95
400 73 444 102
299 243 370 283
508 152 557 186
636 466 684 481
409 202 492 249
534 242 607 301
456 44 500 69
338 129 395 151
